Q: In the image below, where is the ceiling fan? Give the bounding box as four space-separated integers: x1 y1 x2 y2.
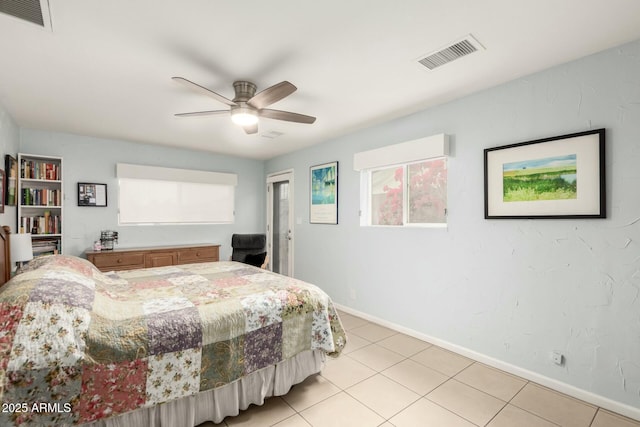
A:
172 77 316 134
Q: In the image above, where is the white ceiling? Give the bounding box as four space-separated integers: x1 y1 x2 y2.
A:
1 1 640 160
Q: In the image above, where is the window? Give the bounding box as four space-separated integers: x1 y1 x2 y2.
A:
365 157 447 226
354 134 449 227
117 163 237 225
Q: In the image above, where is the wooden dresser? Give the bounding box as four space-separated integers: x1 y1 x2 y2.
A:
86 243 220 272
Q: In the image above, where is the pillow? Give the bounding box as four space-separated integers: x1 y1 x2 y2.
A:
244 252 267 267
19 254 101 277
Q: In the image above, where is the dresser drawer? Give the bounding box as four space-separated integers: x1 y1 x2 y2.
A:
177 246 219 263
90 251 146 271
145 251 177 268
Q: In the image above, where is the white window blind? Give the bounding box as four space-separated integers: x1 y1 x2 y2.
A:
353 134 449 171
117 163 237 225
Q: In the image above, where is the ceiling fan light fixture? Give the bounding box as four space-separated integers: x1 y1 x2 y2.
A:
231 108 258 126
173 77 316 129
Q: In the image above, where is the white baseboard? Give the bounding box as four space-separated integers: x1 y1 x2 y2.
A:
334 303 640 422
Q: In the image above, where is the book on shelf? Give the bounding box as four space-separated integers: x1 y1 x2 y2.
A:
32 238 61 257
21 188 61 206
19 213 61 235
20 159 60 181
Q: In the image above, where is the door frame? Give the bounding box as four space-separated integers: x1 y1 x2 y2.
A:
266 169 294 276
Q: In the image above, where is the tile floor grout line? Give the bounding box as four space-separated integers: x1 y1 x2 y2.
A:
422 394 484 427
291 378 342 414
325 340 436 425
443 377 510 403
587 407 600 427
482 400 509 427
342 384 423 423
499 380 567 426
424 377 509 427
447 373 533 408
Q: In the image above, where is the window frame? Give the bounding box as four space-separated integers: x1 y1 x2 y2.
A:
360 156 448 228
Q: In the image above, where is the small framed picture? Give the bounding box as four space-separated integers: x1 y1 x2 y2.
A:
0 169 5 213
78 182 107 207
4 155 17 206
484 129 605 219
310 161 338 224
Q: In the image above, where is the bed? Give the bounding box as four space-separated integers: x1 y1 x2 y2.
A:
0 227 346 426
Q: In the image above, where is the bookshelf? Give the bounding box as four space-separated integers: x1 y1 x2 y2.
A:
17 153 63 256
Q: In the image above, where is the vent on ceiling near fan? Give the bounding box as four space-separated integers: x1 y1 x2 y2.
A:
418 35 483 70
261 130 285 139
0 0 52 30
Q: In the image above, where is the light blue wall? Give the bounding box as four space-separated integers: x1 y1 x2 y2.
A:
0 104 20 229
5 37 639 414
20 130 265 260
266 39 640 410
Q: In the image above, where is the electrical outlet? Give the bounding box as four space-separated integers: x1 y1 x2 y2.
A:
349 288 357 300
551 351 564 366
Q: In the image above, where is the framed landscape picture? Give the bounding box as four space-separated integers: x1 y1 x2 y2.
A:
310 161 338 224
484 129 605 219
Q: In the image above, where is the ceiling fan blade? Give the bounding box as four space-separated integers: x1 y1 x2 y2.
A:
174 110 229 117
259 108 316 124
243 123 258 134
172 77 237 107
247 81 297 109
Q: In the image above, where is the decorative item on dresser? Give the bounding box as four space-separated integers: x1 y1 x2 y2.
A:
86 243 220 271
17 153 63 254
99 230 118 250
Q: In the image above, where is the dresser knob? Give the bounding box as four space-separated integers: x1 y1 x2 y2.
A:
117 259 122 263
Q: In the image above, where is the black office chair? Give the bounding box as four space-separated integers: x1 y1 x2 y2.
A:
231 234 268 268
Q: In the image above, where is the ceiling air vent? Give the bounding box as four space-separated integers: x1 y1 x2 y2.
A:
418 35 484 70
261 130 285 139
0 0 52 30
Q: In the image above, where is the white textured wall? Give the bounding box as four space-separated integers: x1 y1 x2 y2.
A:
19 130 266 259
266 39 640 412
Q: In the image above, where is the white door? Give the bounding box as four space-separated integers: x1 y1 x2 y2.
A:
266 171 294 276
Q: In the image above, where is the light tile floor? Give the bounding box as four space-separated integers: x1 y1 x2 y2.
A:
199 311 640 427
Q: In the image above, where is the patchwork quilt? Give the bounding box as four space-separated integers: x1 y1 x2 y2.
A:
0 255 346 426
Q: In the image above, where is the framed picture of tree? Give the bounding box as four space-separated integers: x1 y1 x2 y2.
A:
310 161 338 224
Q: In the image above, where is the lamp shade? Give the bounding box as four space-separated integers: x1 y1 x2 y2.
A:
10 233 34 264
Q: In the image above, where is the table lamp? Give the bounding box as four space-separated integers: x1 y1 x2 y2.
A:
10 233 34 274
